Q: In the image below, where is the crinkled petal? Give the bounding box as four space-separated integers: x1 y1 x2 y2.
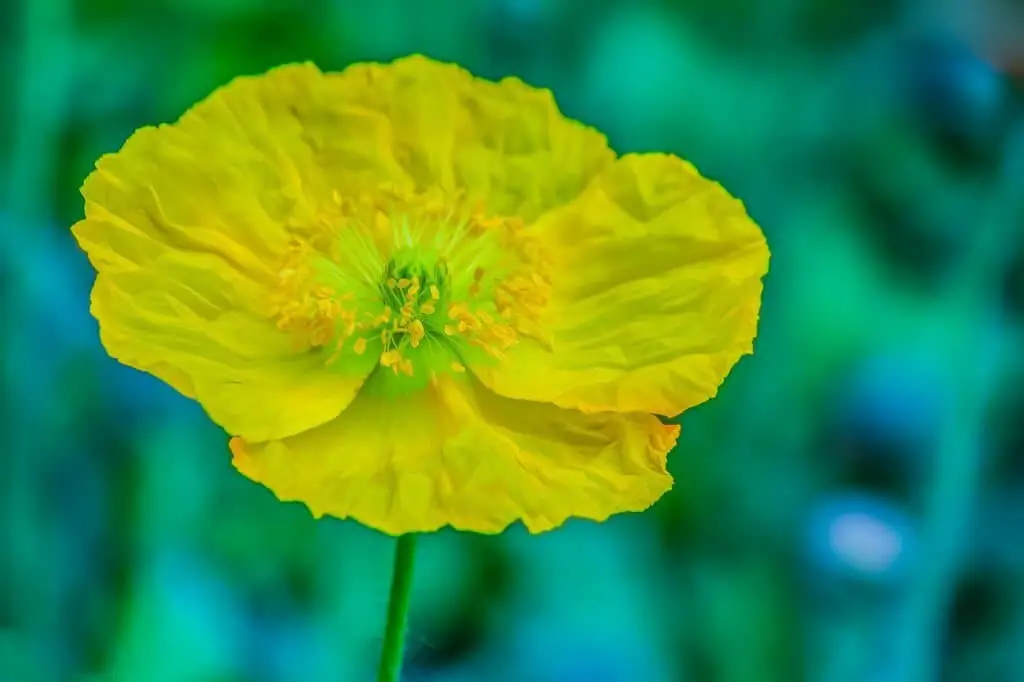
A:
86 273 378 442
72 64 383 442
321 55 616 218
74 57 616 443
230 373 677 535
468 153 770 417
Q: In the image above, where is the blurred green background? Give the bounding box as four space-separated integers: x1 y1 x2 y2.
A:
2 0 1024 681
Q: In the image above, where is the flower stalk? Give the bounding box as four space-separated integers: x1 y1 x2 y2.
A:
377 534 418 682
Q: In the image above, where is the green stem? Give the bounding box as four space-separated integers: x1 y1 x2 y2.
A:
377 534 417 682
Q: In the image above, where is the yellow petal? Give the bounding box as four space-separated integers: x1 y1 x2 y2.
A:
230 374 677 535
71 64 391 442
72 57 618 443
316 55 615 218
468 153 770 417
89 274 377 442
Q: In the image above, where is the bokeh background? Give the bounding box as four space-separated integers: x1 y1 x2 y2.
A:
2 0 1024 681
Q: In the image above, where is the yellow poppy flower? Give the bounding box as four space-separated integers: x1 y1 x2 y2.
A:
72 55 768 535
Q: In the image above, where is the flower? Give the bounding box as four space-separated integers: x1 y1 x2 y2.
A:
72 55 769 535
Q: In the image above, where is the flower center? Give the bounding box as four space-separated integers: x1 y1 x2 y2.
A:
270 186 549 380
372 248 448 375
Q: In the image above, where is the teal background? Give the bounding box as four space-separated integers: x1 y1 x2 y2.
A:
2 1 1024 681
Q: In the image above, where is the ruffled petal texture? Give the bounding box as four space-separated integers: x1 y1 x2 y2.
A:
467 153 770 418
74 55 766 535
230 373 677 534
319 55 615 218
72 56 615 444
72 65 383 442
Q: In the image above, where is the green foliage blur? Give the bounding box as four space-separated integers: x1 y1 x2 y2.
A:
2 0 1023 681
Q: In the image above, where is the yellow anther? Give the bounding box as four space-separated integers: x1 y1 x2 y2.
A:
408 319 425 348
316 299 334 317
312 285 334 299
471 339 507 360
271 187 549 374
